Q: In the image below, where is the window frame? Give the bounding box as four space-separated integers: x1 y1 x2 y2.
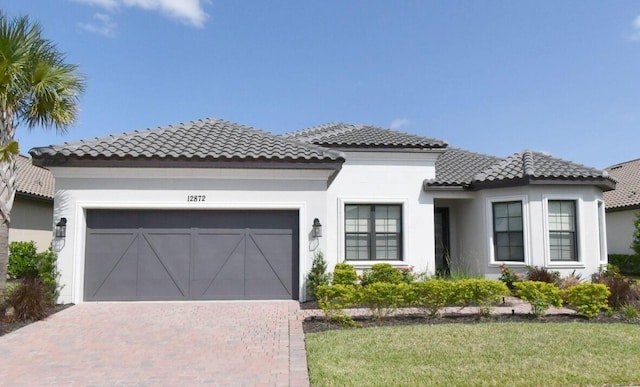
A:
487 195 530 266
543 195 585 267
339 199 407 263
344 203 403 261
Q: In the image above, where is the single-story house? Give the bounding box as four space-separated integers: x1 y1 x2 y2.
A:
604 158 640 255
9 154 54 251
30 118 614 304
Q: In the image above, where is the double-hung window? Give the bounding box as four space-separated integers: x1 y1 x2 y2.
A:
345 204 402 261
492 201 524 262
548 200 578 261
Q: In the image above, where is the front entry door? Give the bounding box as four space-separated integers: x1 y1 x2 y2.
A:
434 207 450 276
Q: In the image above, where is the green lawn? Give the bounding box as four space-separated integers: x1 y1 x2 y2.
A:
306 323 640 386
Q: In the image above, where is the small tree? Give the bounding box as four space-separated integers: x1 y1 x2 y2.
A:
305 250 331 300
632 212 640 256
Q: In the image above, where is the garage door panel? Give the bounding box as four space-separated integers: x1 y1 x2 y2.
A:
84 232 139 301
136 233 190 299
192 233 246 298
245 234 291 298
85 210 298 301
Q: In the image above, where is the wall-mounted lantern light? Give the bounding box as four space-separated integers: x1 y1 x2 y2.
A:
55 217 67 238
312 218 322 238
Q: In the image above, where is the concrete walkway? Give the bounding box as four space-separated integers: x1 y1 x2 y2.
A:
0 301 309 386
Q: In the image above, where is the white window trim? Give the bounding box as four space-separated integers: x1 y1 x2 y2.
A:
542 194 586 268
337 197 409 265
597 199 608 264
486 195 531 266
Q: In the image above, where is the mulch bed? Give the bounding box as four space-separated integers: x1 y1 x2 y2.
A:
0 304 73 337
300 301 640 334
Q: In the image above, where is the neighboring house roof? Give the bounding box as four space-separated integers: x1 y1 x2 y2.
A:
604 158 640 211
15 154 54 200
427 149 614 191
30 118 345 167
284 122 447 149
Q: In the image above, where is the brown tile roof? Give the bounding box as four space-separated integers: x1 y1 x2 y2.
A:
604 158 640 210
30 118 344 164
427 149 614 191
15 154 54 200
284 122 447 149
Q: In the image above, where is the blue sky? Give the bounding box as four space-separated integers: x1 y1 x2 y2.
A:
2 1 639 169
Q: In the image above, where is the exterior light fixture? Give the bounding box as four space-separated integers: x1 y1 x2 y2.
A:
55 217 67 238
312 218 322 238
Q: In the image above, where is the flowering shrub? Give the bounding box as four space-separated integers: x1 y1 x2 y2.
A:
498 264 522 292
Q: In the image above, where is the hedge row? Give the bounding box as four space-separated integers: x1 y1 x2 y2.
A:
316 280 611 322
608 254 640 276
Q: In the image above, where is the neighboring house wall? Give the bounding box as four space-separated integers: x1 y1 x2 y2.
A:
325 151 440 274
9 196 53 251
606 209 637 255
440 185 606 278
50 167 332 304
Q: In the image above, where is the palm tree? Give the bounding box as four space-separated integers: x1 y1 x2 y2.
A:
0 12 85 298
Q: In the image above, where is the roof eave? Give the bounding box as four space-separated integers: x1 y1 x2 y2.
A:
469 177 616 191
31 155 345 170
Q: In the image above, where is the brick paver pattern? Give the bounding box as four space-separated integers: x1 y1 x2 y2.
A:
0 301 310 386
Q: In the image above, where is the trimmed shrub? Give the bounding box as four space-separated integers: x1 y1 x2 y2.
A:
513 281 562 317
8 242 61 305
412 279 456 318
332 263 358 286
305 251 331 300
8 241 39 279
565 283 610 319
359 282 412 320
360 263 404 286
608 254 640 276
525 266 560 285
455 279 510 316
5 277 50 322
315 284 358 320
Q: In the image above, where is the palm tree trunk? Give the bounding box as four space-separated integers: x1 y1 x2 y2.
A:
0 112 17 299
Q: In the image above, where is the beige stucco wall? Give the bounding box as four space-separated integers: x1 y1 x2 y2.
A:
606 209 637 255
9 196 54 252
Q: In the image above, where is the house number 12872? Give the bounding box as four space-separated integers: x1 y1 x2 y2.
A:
187 195 206 202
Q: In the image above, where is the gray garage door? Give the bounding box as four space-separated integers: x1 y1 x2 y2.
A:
84 210 299 301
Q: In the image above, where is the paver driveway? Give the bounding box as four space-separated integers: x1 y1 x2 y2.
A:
0 301 309 386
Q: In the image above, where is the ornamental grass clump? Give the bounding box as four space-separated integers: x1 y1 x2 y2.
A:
525 266 560 285
5 277 50 322
513 281 562 317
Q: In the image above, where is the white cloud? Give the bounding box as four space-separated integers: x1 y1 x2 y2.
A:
123 0 208 28
629 15 640 41
71 0 208 31
390 118 410 130
79 13 117 38
71 0 119 9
